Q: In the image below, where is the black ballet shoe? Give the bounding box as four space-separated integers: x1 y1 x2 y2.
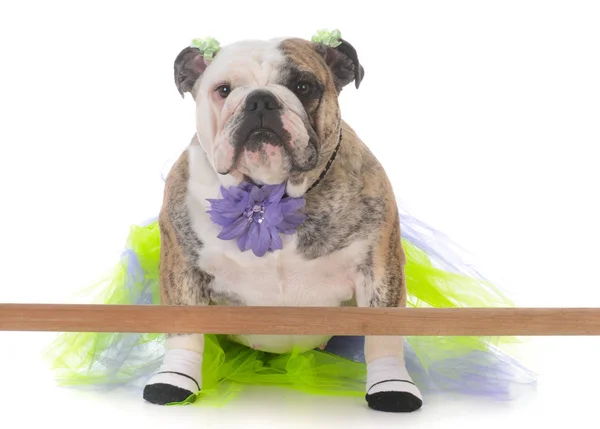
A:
366 391 423 413
143 383 197 406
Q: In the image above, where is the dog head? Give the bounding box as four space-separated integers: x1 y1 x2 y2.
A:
174 34 363 195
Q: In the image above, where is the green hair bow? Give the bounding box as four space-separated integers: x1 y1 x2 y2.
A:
190 37 221 60
311 28 342 47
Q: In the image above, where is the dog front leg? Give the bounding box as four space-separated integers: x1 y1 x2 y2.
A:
143 223 212 405
356 215 423 412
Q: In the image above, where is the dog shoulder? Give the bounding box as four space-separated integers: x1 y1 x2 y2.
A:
297 122 398 259
159 140 204 266
335 124 406 307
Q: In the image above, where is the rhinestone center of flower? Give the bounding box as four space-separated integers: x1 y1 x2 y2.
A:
244 203 266 224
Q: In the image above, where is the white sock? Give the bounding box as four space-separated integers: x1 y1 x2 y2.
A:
145 348 203 394
366 356 422 399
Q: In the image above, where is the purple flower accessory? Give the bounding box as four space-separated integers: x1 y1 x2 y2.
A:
206 182 307 257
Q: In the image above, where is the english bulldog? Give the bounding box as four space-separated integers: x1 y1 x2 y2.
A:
142 33 423 413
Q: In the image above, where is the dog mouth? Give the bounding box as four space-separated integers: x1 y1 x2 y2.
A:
245 127 285 145
226 128 285 184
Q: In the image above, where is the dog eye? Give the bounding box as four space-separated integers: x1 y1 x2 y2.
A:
216 84 231 98
295 81 312 96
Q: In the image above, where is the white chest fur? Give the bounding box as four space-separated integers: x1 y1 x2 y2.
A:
185 145 366 353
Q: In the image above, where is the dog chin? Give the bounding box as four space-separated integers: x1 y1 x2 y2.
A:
235 169 289 186
227 143 288 185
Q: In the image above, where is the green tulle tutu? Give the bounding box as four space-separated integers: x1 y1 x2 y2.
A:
43 214 537 406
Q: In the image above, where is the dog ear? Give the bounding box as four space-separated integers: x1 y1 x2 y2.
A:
174 46 209 98
315 39 365 91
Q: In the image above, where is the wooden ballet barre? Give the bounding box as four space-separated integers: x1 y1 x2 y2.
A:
1 304 599 336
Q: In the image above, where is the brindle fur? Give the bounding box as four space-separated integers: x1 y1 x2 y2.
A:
159 144 212 309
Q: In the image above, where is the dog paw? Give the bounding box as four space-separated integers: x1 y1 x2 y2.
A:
366 390 422 413
143 371 200 405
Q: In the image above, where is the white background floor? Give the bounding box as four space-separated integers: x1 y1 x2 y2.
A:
1 331 599 427
1 1 599 427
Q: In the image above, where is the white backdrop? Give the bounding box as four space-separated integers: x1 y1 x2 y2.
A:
0 1 599 427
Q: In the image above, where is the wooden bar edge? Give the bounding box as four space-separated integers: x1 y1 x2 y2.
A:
1 304 600 336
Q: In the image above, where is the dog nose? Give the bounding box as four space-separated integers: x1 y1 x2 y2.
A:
244 91 280 112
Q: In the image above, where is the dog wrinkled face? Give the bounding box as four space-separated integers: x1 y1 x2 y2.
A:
174 37 363 188
196 40 321 186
